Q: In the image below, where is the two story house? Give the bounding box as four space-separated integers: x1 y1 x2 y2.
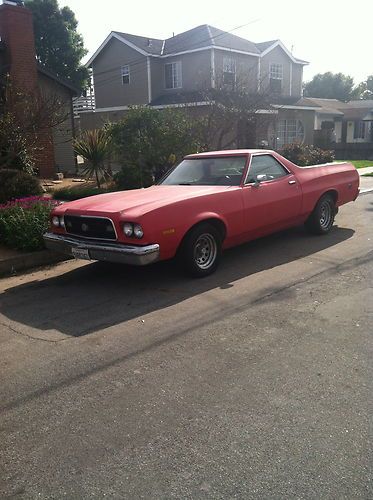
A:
79 24 317 149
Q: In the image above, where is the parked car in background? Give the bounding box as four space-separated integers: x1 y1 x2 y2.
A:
44 150 359 277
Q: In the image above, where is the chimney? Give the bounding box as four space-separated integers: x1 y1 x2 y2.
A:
0 0 37 90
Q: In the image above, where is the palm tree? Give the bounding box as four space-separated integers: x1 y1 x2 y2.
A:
74 129 111 188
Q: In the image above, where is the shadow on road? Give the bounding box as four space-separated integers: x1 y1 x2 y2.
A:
0 225 354 337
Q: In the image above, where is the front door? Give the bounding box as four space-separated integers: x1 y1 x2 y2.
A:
242 154 302 235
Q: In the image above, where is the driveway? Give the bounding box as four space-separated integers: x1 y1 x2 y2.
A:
1 194 372 499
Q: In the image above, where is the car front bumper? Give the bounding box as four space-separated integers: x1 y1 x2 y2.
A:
43 233 160 266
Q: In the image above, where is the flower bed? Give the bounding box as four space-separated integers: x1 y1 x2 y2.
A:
0 196 60 251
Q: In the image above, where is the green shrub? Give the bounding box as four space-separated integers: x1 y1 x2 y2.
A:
52 184 114 201
0 169 42 204
0 197 59 251
280 144 335 166
114 164 154 191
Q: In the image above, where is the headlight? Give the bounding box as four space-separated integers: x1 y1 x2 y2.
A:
123 222 133 237
59 216 65 228
133 224 144 239
52 216 60 227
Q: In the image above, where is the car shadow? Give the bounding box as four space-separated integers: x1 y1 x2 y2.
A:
0 225 354 337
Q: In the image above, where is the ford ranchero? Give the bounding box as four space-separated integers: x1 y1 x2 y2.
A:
44 150 359 277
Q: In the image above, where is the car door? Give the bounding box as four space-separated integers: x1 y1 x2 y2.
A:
242 153 302 234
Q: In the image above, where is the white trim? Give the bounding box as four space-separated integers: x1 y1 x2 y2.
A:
147 57 152 103
212 45 260 58
255 109 278 114
160 40 166 56
206 25 215 46
152 101 210 109
80 102 211 114
86 32 148 66
260 40 309 65
289 62 292 96
211 48 215 88
160 45 260 58
272 104 319 111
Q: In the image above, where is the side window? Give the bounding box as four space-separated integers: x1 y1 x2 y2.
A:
246 155 288 183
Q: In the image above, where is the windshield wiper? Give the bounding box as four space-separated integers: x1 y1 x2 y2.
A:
177 182 192 185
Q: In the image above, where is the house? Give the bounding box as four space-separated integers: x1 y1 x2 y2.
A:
0 0 78 177
309 98 373 159
79 25 317 149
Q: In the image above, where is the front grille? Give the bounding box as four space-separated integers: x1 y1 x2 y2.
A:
64 215 117 241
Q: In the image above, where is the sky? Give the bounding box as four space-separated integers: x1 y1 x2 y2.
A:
63 0 372 84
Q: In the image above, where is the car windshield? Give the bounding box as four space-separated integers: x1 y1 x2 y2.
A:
160 157 247 186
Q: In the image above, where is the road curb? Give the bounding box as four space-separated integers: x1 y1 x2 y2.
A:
0 250 71 278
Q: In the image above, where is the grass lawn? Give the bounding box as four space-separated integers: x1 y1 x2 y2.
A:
335 160 373 169
362 172 373 177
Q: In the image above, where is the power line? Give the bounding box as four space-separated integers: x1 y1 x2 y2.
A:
90 19 262 91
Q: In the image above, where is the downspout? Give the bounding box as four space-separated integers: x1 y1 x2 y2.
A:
211 48 215 88
147 56 152 104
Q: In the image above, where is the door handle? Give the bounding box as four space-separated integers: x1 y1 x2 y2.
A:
288 180 296 185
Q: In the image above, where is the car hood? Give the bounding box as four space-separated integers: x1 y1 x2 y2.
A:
59 185 235 218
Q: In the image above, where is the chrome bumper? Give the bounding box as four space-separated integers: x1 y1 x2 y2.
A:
43 233 160 266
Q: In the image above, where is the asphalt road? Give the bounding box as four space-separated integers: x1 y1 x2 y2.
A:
1 194 372 499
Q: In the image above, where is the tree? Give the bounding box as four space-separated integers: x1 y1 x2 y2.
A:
199 75 273 150
74 130 112 188
25 0 89 90
0 79 69 173
303 72 357 101
108 107 205 188
355 75 373 100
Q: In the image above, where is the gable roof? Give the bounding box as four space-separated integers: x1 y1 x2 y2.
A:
307 98 373 120
86 24 307 66
163 24 260 56
113 31 163 55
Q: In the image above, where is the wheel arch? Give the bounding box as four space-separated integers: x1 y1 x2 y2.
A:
177 216 227 254
319 189 339 205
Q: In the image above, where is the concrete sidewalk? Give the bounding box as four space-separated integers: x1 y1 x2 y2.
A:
357 167 373 193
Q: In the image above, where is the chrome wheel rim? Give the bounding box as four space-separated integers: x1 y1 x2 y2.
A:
194 233 217 270
319 201 332 229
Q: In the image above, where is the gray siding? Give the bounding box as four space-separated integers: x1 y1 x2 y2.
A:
260 45 303 97
151 50 212 100
92 38 148 108
291 64 303 97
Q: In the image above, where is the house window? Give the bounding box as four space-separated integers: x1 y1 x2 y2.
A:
276 119 304 148
165 61 182 89
223 57 236 85
270 63 283 93
353 121 366 139
121 65 130 85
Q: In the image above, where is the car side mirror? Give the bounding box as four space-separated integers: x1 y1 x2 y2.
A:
256 174 268 182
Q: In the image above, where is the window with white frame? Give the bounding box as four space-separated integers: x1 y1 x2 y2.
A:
223 57 236 85
270 63 283 93
275 119 304 148
121 65 130 85
165 61 182 89
353 121 367 139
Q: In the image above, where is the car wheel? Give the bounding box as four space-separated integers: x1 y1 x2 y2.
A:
305 194 336 235
179 223 222 277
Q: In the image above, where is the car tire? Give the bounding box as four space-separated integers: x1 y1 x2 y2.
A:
179 223 222 277
305 193 336 235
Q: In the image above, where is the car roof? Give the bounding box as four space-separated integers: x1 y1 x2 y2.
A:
185 149 275 158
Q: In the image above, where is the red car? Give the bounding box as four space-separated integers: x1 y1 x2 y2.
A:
44 150 359 277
